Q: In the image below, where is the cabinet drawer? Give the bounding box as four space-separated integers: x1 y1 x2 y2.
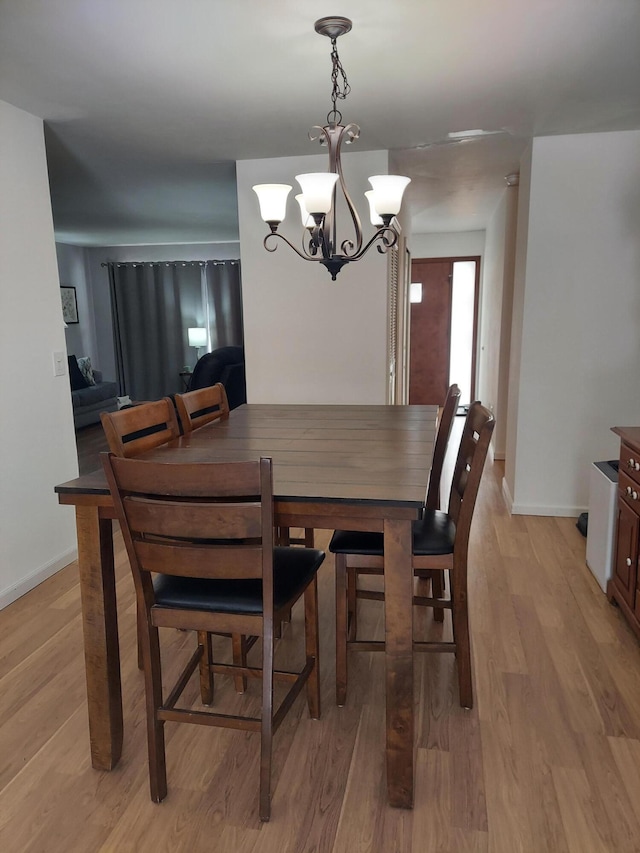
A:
620 442 640 488
619 469 640 509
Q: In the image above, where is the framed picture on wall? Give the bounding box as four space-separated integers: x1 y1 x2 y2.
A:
60 286 79 324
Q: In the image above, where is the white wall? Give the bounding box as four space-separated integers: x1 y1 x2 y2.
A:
0 100 78 608
236 150 390 404
478 187 518 458
506 130 640 515
410 231 485 259
505 146 532 504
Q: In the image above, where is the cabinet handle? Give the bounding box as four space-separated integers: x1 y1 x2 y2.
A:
635 462 640 472
633 491 638 501
627 486 633 495
630 458 636 467
627 558 633 567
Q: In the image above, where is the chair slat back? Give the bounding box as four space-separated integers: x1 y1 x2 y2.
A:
425 383 461 510
102 455 274 584
101 398 180 458
447 402 495 540
175 383 229 435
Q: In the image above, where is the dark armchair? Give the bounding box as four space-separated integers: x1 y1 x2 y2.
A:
188 345 246 410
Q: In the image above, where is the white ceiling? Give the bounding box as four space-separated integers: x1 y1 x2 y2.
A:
1 0 640 245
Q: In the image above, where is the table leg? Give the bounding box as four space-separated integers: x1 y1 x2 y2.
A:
383 517 414 808
76 505 123 770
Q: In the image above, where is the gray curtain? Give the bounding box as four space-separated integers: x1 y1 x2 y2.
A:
108 262 202 400
108 259 244 402
204 260 243 350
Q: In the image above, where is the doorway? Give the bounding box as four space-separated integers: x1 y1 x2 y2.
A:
409 257 480 406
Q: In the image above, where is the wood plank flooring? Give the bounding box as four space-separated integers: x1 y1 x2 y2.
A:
3 428 640 850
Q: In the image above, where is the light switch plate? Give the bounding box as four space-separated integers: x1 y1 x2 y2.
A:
53 351 66 377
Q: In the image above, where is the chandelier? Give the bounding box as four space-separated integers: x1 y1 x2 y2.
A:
252 17 410 281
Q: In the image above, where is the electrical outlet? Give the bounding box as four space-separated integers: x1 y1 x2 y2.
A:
53 351 66 377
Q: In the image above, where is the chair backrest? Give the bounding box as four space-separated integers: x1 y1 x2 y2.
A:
425 383 461 510
102 454 274 603
100 398 180 458
174 383 230 435
446 401 495 550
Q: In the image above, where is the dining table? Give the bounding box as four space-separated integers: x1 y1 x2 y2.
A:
55 402 438 808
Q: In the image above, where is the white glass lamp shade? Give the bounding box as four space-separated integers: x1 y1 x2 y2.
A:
295 172 339 215
252 183 292 223
188 327 207 348
364 190 384 226
295 194 315 229
367 175 411 216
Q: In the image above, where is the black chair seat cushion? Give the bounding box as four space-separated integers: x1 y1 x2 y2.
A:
152 546 325 614
329 510 456 557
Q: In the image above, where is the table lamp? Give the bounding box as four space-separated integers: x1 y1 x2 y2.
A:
188 327 207 362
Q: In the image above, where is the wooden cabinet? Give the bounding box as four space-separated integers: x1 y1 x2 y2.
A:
608 427 640 638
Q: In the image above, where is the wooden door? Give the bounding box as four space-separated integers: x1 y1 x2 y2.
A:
409 259 452 404
409 256 480 406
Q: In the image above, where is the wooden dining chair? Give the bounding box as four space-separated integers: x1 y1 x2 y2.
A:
345 383 461 641
174 382 230 435
101 396 249 686
100 398 180 457
102 454 324 822
175 383 308 641
425 383 462 511
174 384 315 549
330 401 494 709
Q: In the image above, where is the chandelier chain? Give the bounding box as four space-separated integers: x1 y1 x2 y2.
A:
328 37 350 124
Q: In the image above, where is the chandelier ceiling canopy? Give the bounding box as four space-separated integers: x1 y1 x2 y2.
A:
253 17 411 281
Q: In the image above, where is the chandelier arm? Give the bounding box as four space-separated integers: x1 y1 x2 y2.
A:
346 226 399 262
308 125 331 145
263 231 318 262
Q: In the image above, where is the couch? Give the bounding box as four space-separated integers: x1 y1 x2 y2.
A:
188 346 246 410
68 354 119 429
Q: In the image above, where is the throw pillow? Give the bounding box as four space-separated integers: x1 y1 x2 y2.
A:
77 356 96 386
68 354 89 392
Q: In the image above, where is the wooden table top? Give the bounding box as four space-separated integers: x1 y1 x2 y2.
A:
56 403 438 508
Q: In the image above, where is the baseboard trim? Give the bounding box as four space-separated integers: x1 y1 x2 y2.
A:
509 503 587 518
0 548 77 610
501 475 586 517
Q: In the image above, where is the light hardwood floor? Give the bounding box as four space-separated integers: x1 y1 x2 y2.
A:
3 431 640 851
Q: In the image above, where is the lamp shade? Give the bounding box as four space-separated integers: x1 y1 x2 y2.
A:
252 184 292 223
295 194 314 229
188 327 207 348
367 175 411 216
295 172 339 214
364 190 384 226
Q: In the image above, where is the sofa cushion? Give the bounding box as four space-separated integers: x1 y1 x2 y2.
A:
77 356 96 385
71 379 119 409
68 354 89 391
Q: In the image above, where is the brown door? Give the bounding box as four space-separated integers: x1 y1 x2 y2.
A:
409 259 452 404
409 256 479 406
